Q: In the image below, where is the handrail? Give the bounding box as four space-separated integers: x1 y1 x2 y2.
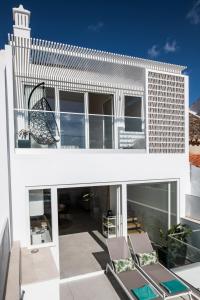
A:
14 108 144 120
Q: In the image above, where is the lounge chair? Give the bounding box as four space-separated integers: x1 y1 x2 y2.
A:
129 232 193 300
106 236 162 300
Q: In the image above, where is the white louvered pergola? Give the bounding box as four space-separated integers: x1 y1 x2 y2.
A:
9 34 186 109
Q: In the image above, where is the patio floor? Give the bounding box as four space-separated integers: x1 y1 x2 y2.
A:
60 273 129 300
60 273 195 300
59 230 109 279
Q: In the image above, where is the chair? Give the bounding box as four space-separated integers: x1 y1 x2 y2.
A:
129 232 193 300
106 236 162 300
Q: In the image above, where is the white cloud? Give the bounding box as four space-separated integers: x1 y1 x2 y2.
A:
88 22 104 32
148 45 160 58
187 0 200 24
164 40 178 53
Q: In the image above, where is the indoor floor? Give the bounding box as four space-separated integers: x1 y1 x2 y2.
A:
58 186 114 279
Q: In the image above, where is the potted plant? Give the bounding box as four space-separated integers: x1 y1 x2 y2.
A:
158 223 192 268
18 129 31 148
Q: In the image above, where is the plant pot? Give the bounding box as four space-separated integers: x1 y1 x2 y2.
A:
167 240 187 266
18 139 31 148
157 247 171 268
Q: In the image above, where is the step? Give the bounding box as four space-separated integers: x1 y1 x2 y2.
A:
127 222 141 229
127 217 138 223
128 229 144 234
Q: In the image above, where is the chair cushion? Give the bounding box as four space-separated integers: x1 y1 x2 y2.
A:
160 279 189 294
131 284 159 300
113 257 135 273
137 251 158 267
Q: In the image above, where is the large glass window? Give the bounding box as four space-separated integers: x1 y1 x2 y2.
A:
59 91 85 148
124 96 142 132
88 93 114 149
29 189 52 245
59 91 84 113
170 182 177 226
127 182 177 244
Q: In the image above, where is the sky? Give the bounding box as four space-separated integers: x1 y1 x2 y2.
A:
0 0 200 105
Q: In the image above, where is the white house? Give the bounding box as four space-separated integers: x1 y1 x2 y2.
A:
1 4 200 300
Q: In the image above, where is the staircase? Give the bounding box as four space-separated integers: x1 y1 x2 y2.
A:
127 217 142 234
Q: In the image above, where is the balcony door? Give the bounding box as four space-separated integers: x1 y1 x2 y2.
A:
103 97 114 149
124 96 143 132
88 93 114 149
59 91 85 149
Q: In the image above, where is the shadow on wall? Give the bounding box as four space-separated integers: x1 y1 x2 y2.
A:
190 165 200 197
0 220 10 300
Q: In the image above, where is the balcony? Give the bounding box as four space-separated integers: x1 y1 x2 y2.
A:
14 109 145 150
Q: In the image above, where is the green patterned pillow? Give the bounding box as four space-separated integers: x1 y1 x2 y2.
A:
137 250 158 267
112 257 135 274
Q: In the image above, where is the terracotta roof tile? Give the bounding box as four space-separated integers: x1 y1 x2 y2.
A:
189 154 200 167
189 112 200 145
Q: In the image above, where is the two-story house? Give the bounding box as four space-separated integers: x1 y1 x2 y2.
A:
1 4 197 300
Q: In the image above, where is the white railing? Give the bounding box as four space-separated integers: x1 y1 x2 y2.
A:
14 109 145 150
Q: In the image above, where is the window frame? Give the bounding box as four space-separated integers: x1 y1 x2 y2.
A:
123 94 144 133
26 186 57 249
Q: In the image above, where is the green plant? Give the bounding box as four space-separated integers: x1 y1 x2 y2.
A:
18 129 30 139
159 223 192 267
160 223 192 247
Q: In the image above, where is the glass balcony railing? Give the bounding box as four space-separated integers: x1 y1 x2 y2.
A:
60 113 85 149
14 109 145 150
89 115 114 149
157 230 200 269
185 194 200 222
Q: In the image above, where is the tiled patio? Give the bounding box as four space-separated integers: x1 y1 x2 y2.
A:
59 231 108 279
60 273 129 300
60 273 195 300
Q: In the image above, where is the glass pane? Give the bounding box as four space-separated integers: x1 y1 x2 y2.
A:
29 189 52 245
127 183 169 244
59 91 84 113
46 87 55 111
88 93 113 115
60 113 85 148
125 117 142 132
125 96 141 117
24 86 55 111
89 115 113 149
125 96 142 132
170 182 177 226
15 110 59 149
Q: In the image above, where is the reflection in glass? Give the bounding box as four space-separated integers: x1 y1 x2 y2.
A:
60 113 85 148
29 189 52 245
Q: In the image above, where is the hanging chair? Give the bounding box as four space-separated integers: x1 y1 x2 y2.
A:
28 82 60 145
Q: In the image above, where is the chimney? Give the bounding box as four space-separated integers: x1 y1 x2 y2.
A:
12 4 31 38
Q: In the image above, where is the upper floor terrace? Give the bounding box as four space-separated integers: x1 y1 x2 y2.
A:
8 5 188 154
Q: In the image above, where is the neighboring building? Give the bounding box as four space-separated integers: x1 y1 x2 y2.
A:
189 111 200 155
1 4 200 300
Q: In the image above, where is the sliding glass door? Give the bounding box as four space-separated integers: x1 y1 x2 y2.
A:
127 181 178 244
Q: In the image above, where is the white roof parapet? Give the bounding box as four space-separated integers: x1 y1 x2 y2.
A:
12 5 31 38
9 35 186 75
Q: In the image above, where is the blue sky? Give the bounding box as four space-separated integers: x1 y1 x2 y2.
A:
0 0 200 105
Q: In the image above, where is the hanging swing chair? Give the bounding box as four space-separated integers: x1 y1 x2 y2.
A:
28 82 60 145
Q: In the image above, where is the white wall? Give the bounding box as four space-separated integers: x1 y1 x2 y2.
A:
0 50 12 242
10 150 190 246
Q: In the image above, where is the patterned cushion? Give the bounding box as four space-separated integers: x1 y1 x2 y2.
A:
113 257 135 274
137 250 158 267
